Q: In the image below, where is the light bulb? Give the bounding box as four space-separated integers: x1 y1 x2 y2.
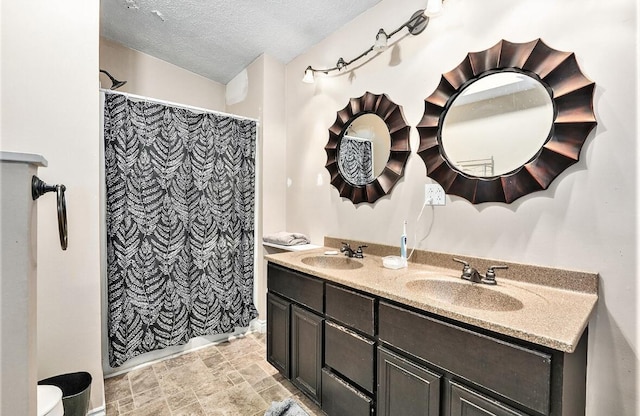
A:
302 66 315 83
425 0 443 17
373 28 388 52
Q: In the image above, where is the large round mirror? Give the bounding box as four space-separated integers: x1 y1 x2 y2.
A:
441 72 554 177
326 92 410 204
338 113 391 186
417 39 597 204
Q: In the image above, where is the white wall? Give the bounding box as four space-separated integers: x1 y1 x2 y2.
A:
100 37 226 111
284 0 638 414
1 0 104 412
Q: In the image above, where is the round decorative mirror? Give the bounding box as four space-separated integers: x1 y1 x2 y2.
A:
326 92 410 204
338 114 391 186
417 39 597 204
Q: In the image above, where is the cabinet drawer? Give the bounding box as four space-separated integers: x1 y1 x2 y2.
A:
268 263 323 313
325 321 375 393
450 381 530 416
379 301 551 415
326 284 375 335
322 368 372 416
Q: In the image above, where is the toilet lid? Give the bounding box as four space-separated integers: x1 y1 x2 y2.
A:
37 385 63 416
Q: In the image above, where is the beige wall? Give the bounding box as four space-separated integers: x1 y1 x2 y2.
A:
100 37 226 111
227 54 287 320
1 0 104 412
284 0 638 415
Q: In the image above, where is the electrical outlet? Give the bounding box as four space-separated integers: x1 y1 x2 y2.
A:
424 183 446 206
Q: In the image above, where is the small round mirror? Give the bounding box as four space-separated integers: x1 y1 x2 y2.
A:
441 72 554 177
338 113 391 186
325 91 411 204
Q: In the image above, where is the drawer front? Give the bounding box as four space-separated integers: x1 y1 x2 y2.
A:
321 368 372 416
267 263 323 313
449 381 530 416
379 301 551 415
324 321 375 393
325 283 375 335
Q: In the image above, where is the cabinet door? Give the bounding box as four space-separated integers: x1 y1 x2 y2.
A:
449 381 530 416
378 347 441 416
267 292 290 377
291 305 323 404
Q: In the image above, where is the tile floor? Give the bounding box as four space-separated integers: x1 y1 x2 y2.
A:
104 332 324 416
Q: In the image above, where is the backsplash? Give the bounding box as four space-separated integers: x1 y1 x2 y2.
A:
324 236 598 295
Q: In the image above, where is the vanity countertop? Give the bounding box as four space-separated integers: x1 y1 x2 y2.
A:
265 247 598 353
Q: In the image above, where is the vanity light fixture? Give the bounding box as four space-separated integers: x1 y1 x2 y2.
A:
301 5 439 83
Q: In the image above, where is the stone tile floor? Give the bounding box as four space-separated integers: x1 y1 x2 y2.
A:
104 332 324 416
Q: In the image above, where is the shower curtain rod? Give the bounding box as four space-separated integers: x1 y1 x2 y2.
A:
100 88 260 123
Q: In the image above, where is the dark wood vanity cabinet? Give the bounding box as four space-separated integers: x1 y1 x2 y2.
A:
378 300 587 416
266 263 587 416
267 264 324 404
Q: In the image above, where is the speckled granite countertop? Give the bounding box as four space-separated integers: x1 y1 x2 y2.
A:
265 243 598 353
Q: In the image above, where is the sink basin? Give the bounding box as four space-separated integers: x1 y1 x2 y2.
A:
405 278 523 311
301 256 364 270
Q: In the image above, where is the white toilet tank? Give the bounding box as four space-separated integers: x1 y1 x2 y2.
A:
37 385 64 416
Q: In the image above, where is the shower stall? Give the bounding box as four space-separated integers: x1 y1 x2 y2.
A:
99 91 260 373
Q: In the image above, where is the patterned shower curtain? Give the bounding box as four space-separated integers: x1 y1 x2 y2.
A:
338 136 374 186
103 92 258 367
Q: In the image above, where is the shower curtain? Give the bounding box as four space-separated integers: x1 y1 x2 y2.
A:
103 92 258 367
338 135 374 185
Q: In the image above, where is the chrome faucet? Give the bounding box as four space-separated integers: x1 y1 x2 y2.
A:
341 243 367 258
341 242 356 258
453 258 508 285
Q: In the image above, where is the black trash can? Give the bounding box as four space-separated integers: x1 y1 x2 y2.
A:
38 372 92 416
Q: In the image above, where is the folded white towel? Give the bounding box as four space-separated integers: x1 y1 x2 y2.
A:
263 231 310 246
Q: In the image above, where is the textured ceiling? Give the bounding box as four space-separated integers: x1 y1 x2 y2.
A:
101 0 383 84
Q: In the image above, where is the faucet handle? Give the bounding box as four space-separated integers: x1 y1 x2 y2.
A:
482 265 508 285
452 258 470 270
340 242 351 250
453 258 476 280
355 245 368 258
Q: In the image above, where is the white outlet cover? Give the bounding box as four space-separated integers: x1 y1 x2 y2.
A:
425 183 446 205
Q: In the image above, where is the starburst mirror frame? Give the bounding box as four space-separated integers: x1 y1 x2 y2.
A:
417 39 597 204
326 92 411 204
